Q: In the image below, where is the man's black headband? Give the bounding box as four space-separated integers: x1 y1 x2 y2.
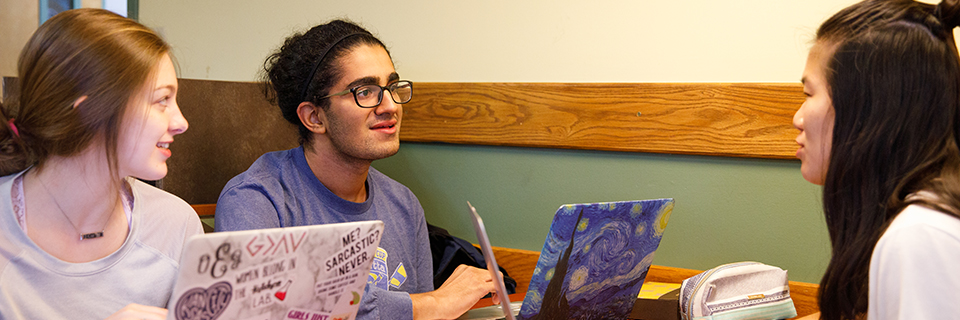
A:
299 32 365 102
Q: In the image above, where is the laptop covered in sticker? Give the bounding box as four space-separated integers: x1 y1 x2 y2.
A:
165 220 383 320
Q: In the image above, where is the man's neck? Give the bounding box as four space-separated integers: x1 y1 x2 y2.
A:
303 144 371 203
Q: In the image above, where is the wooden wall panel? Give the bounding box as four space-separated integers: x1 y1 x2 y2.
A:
163 79 299 204
1 77 18 106
401 83 804 159
2 78 805 205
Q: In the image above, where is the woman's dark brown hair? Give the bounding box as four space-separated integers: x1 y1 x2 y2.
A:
0 8 171 176
815 0 960 319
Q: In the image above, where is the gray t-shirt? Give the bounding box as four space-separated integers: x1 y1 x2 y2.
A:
0 171 204 319
215 146 433 320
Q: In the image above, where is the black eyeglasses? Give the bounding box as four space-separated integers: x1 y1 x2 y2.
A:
320 80 413 108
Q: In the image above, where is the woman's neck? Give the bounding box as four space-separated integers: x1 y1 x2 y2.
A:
32 151 122 227
22 148 130 262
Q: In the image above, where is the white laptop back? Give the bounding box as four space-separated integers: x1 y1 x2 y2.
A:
166 221 383 320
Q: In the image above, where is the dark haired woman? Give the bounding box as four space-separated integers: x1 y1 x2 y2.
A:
794 0 960 319
0 9 202 320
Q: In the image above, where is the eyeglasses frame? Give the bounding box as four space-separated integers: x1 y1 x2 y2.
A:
320 80 413 108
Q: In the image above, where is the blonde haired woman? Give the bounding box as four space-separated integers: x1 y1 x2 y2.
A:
0 9 201 320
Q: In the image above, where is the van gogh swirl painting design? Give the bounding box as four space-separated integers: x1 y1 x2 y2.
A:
518 199 674 320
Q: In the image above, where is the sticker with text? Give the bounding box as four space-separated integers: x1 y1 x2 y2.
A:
174 281 232 320
246 231 307 258
286 307 331 320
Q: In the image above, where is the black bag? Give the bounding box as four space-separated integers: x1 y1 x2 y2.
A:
428 223 517 294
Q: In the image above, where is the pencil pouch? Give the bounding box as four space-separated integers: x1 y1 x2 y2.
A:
679 262 797 320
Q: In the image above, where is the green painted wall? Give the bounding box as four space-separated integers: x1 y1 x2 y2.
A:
373 143 830 283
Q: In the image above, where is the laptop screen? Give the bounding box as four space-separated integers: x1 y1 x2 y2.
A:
467 201 518 320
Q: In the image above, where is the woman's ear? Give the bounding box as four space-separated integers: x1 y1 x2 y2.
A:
297 101 326 134
72 96 88 109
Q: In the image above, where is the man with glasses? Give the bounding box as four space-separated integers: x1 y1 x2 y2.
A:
215 20 499 320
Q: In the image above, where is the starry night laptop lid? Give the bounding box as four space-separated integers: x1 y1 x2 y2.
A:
165 221 383 320
517 199 675 320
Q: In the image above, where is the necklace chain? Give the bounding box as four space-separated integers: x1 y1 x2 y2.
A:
36 176 110 241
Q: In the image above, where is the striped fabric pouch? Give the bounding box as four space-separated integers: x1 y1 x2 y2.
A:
679 262 797 320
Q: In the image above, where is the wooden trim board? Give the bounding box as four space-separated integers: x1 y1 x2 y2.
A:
192 204 216 218
401 82 804 159
4 78 805 159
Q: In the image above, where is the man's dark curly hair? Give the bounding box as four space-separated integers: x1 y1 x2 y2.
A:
260 19 389 145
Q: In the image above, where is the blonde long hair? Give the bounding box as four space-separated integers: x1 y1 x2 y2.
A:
0 8 171 176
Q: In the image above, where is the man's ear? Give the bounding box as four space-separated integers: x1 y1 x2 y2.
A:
297 101 326 134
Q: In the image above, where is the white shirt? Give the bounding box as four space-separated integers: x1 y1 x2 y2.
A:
868 204 960 319
0 170 204 319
